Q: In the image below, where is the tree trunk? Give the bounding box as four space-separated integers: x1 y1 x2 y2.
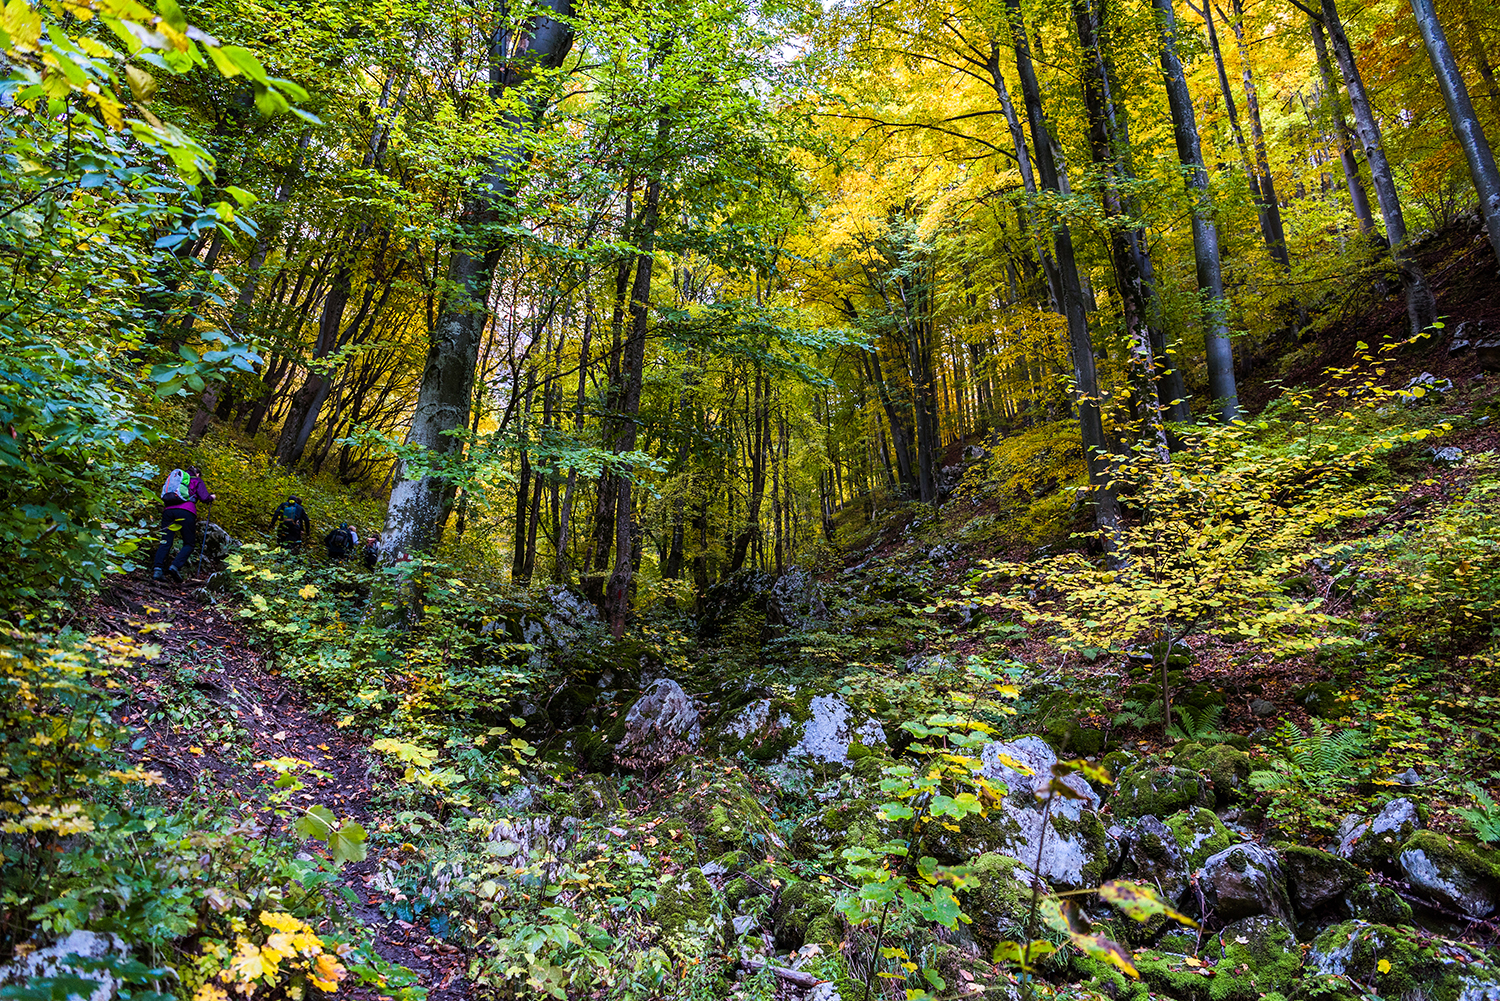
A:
1310 19 1378 236
1320 0 1439 335
1227 0 1291 269
1006 0 1122 532
381 5 575 566
1153 0 1240 420
1409 0 1500 272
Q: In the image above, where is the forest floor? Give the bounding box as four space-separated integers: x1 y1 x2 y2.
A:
80 572 471 1001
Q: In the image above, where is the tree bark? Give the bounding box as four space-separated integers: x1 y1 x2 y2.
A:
1320 0 1439 335
1006 0 1122 532
1409 0 1500 272
381 4 575 565
1310 18 1378 237
1152 0 1240 421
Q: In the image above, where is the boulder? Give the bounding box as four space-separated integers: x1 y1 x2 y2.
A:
1398 831 1500 919
1113 816 1188 943
697 569 774 640
1200 842 1291 921
1343 881 1413 925
619 679 700 751
1177 744 1253 804
1110 762 1213 819
958 853 1037 944
764 567 827 634
1310 921 1500 1001
201 522 238 560
1402 371 1454 403
784 694 886 766
1478 339 1500 372
0 931 130 1001
1214 914 1302 1001
966 736 1109 889
1278 844 1362 913
1338 797 1422 868
1166 808 1232 869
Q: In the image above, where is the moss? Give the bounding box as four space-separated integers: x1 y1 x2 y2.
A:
1308 921 1500 1001
1112 762 1213 818
791 798 897 858
1180 744 1253 804
1166 808 1232 869
1071 952 1149 1001
650 864 713 939
660 760 784 859
1342 882 1412 924
1048 809 1109 887
957 853 1034 943
569 772 622 819
1401 829 1500 882
1214 915 1301 1001
772 879 842 949
1044 718 1105 756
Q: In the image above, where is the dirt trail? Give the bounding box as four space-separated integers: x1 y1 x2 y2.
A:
83 569 471 1001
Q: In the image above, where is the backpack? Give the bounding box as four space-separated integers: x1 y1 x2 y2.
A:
326 527 353 558
161 468 188 505
277 501 304 524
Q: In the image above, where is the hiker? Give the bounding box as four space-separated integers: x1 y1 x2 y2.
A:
361 532 380 570
273 495 311 548
325 522 358 561
153 465 215 583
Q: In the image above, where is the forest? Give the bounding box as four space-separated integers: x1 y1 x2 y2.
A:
6 0 1500 998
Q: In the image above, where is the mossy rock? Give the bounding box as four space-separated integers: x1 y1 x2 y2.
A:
658 760 785 859
1293 682 1341 719
1342 881 1412 924
1178 744 1253 804
957 853 1036 944
772 879 842 949
791 798 896 859
1397 830 1500 918
1043 717 1106 757
1276 843 1362 914
650 864 713 940
1116 816 1188 945
1213 915 1301 1001
1167 808 1232 869
1112 761 1214 818
569 772 622 819
1308 920 1500 1001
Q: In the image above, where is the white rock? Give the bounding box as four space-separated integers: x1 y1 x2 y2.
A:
0 931 129 1001
621 679 700 748
973 736 1105 889
786 695 886 765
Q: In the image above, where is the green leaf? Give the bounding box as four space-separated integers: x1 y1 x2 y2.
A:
294 804 336 842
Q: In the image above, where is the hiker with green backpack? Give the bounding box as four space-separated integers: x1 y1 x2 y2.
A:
274 495 311 549
153 465 216 583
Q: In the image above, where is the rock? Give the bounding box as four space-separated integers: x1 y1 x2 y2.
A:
1338 798 1422 868
619 679 701 751
1343 881 1413 924
650 864 713 939
1429 447 1465 464
1392 766 1424 786
968 736 1108 889
1278 844 1362 913
697 569 774 640
773 881 843 948
1214 914 1302 1001
1166 808 1232 868
784 695 885 766
1177 744 1253 804
1478 339 1500 372
1249 698 1277 717
963 444 988 462
1310 921 1500 1000
764 567 827 634
201 522 238 560
1293 681 1341 718
1114 816 1188 943
791 798 897 859
1402 371 1454 403
958 853 1037 943
1398 831 1500 918
1110 762 1214 818
0 931 130 1001
1200 842 1291 921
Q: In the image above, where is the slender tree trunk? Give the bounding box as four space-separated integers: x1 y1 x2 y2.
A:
381 5 575 565
1320 0 1439 335
1006 0 1122 532
1153 0 1240 420
1227 0 1291 269
1409 0 1500 271
1310 19 1378 237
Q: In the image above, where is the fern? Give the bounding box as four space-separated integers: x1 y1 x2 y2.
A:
1454 783 1500 844
1113 698 1164 730
1275 719 1364 787
1168 704 1224 742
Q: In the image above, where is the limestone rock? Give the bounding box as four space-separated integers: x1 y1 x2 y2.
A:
1111 762 1213 818
958 853 1037 943
785 694 885 766
1114 816 1188 943
1338 797 1422 868
1166 808 1231 869
0 931 131 1001
1279 844 1362 913
1214 914 1302 1001
966 736 1108 889
1200 842 1291 921
1310 921 1500 1000
764 567 827 634
1398 831 1500 919
620 679 701 750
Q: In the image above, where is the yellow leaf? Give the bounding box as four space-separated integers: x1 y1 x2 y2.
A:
1378 958 1391 974
298 584 318 599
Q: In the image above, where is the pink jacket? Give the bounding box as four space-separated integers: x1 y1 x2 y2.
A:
165 475 213 517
